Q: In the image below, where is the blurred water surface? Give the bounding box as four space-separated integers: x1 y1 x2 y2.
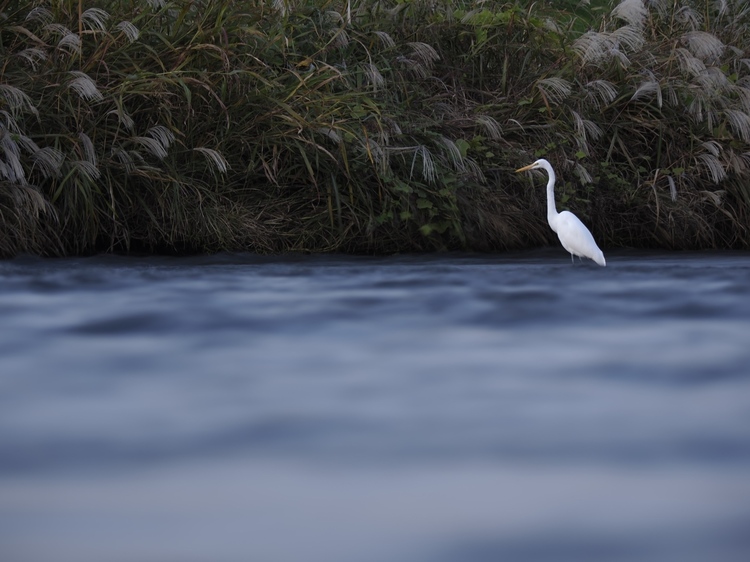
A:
1 250 749 562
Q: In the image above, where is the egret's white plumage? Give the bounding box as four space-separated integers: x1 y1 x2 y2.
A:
516 158 606 266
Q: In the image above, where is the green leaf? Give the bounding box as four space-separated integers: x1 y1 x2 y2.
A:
392 180 412 193
455 138 470 158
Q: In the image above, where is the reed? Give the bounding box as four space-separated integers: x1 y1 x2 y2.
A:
1 0 749 257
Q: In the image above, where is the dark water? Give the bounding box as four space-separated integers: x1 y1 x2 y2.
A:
1 250 749 562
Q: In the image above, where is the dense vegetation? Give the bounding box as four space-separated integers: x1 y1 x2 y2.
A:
1 0 749 257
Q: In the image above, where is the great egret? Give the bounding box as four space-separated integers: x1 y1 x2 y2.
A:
516 159 606 267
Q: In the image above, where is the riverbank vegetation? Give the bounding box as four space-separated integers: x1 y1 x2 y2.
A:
2 0 750 257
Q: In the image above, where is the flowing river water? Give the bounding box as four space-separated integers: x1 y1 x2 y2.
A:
1 250 749 562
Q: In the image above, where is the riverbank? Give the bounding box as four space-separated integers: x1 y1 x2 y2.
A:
2 0 749 257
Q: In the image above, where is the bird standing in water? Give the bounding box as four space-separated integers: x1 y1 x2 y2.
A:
516 159 606 266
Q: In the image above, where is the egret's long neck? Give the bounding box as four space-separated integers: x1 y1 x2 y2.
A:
545 166 559 228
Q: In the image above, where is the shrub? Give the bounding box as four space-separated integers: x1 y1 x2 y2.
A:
1 0 749 256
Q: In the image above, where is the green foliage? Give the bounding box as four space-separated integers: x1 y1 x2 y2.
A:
1 0 750 256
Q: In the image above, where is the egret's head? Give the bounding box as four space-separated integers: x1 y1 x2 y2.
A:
515 159 545 173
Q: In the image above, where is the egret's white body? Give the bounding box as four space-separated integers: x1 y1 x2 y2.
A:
516 159 606 267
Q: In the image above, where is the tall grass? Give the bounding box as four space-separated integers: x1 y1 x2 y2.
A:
1 0 749 257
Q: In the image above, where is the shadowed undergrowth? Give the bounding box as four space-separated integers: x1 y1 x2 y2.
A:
1 0 749 257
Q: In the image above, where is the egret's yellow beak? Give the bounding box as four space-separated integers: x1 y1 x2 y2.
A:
515 163 536 173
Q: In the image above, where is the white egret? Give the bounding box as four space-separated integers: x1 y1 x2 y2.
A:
516 159 606 266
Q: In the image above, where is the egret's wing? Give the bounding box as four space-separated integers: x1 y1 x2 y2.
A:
555 211 603 260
